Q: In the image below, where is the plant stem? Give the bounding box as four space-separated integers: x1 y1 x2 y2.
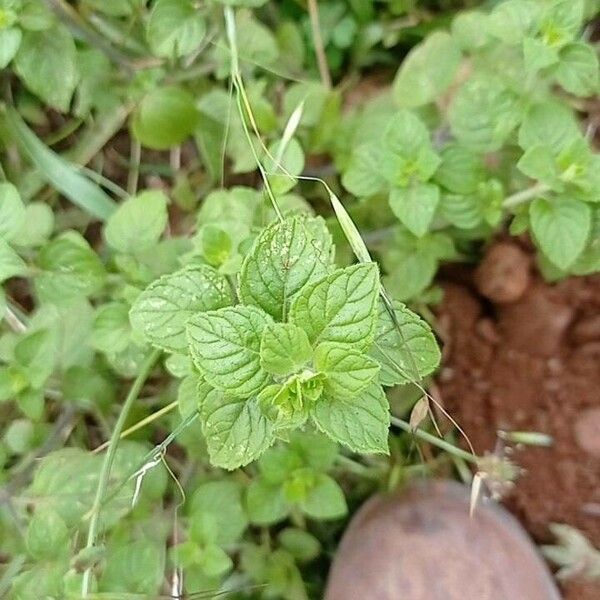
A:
502 183 549 209
81 348 160 597
92 400 178 454
307 0 332 89
390 416 477 464
336 455 382 479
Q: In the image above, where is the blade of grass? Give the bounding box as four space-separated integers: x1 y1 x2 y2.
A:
81 348 161 597
2 106 117 221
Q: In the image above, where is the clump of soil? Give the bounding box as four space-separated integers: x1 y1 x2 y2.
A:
435 240 600 597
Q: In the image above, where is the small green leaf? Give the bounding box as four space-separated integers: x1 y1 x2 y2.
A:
11 202 54 248
389 183 440 237
190 481 248 545
278 528 321 562
246 480 288 525
517 145 559 188
449 76 520 152
199 544 233 578
131 264 232 353
289 263 380 352
132 86 200 150
530 197 591 269
26 510 69 561
0 27 21 68
434 145 485 195
523 36 559 72
260 323 312 376
91 302 131 354
146 0 206 58
301 474 347 520
14 25 78 112
0 238 26 282
239 215 333 321
518 101 581 152
314 343 379 399
369 300 441 386
392 31 462 108
200 389 275 469
36 232 105 302
486 0 540 44
188 305 272 397
104 190 168 255
555 42 599 97
341 143 391 197
311 382 389 454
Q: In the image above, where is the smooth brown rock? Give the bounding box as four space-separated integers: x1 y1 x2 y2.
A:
325 480 560 600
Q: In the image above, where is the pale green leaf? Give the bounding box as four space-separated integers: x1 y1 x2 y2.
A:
35 232 105 302
434 145 485 195
0 183 25 242
26 510 69 561
530 197 591 269
518 101 581 152
239 214 333 320
14 25 78 112
341 142 390 197
369 300 441 386
301 474 347 520
187 305 272 397
246 480 288 525
260 323 312 376
0 27 21 68
289 263 380 352
200 389 275 469
130 264 233 354
555 42 599 97
392 31 462 107
104 190 168 255
91 302 131 354
389 183 440 237
146 0 206 58
311 382 389 454
314 342 379 399
486 0 540 44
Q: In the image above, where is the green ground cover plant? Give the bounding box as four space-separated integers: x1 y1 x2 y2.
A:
0 0 599 598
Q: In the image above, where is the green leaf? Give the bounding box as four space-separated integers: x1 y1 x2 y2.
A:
392 31 462 108
486 0 540 44
278 528 321 562
91 302 131 354
12 202 54 247
260 323 312 376
100 539 165 595
239 214 333 320
369 300 441 386
523 36 559 72
131 264 233 354
104 190 168 254
518 101 581 152
200 389 275 469
289 263 379 352
190 481 248 545
382 110 440 185
530 197 591 269
517 145 559 188
301 474 347 520
199 544 233 578
146 0 206 58
0 238 26 282
26 510 69 561
311 382 389 454
3 108 116 221
389 183 440 237
314 343 379 399
35 232 105 303
188 305 272 397
451 11 489 50
555 42 599 97
341 142 391 197
14 24 78 112
246 480 288 525
434 145 485 195
0 27 21 69
132 86 200 150
449 76 520 152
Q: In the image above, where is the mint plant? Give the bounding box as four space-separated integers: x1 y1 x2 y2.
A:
131 212 440 469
